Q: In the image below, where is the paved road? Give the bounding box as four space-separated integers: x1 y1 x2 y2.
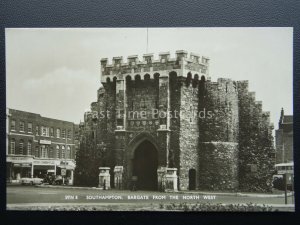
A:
7 185 295 206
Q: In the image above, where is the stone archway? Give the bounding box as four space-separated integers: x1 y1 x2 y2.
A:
132 140 158 190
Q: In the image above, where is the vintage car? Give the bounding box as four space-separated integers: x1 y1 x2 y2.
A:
20 177 44 185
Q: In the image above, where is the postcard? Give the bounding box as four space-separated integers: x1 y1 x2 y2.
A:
5 28 294 211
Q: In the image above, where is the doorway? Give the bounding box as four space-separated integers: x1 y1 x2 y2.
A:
133 140 158 190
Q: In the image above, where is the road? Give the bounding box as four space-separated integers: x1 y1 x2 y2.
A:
7 185 295 206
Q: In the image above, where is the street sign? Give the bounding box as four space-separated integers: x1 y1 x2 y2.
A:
61 169 66 176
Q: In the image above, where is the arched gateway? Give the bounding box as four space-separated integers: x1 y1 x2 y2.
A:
133 140 158 190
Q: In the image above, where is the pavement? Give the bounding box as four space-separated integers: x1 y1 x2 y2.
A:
33 184 294 198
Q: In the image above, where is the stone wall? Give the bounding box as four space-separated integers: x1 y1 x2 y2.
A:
237 81 275 192
178 75 200 190
198 142 239 191
198 78 239 191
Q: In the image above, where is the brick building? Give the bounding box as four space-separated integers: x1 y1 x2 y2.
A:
6 108 79 184
275 108 293 163
76 50 275 192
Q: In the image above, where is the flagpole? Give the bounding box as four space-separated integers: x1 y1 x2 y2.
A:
146 28 149 53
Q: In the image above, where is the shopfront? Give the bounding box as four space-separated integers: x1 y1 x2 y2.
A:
7 155 76 184
6 156 34 182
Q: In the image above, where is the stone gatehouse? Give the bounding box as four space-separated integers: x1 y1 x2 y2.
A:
76 50 275 192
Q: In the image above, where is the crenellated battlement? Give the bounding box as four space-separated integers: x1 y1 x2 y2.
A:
100 50 210 83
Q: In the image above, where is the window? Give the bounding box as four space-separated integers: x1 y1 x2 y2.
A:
61 146 65 158
27 142 32 155
49 147 53 158
56 145 60 158
67 146 71 159
36 126 39 136
11 120 16 131
10 139 15 154
67 129 71 139
50 127 54 137
19 140 24 155
19 121 25 132
35 146 39 157
62 129 66 139
56 128 61 138
40 146 48 158
28 123 32 133
41 126 49 137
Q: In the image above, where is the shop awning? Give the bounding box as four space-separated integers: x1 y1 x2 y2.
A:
13 163 31 168
57 165 74 170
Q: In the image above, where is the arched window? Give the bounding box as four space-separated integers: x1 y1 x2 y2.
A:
144 74 150 81
193 74 199 88
186 72 192 87
126 75 132 86
67 146 71 159
134 74 141 82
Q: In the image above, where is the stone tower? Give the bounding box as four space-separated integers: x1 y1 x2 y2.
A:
77 50 275 192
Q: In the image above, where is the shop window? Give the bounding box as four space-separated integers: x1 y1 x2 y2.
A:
10 139 15 154
19 121 25 132
11 120 16 131
28 123 32 133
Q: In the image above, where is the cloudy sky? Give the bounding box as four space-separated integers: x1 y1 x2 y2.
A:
6 28 292 129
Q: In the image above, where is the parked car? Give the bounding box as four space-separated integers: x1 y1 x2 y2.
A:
272 176 293 191
54 175 63 185
21 177 43 185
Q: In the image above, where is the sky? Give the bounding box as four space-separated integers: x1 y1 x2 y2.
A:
6 28 293 130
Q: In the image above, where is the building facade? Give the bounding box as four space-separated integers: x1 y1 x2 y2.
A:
76 50 275 192
6 108 79 184
275 108 293 163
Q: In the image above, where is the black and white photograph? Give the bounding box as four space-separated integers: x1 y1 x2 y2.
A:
5 27 294 211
